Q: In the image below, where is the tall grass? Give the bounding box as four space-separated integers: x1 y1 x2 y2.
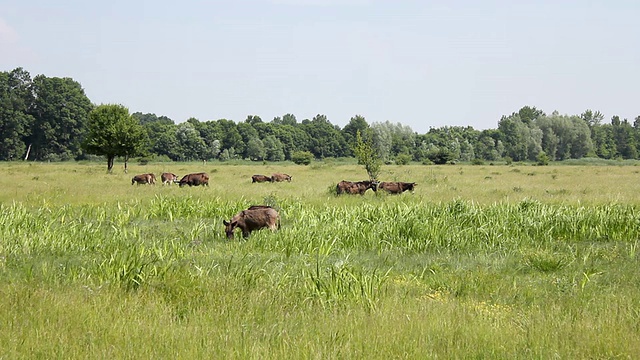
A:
1 163 640 358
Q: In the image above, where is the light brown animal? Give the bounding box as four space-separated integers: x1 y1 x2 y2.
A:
252 174 273 183
161 172 179 185
378 181 417 194
131 173 156 185
271 173 292 182
336 180 377 195
179 172 209 187
223 205 280 239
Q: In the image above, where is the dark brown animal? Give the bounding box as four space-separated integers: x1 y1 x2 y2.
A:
378 181 417 194
161 172 179 185
252 174 273 183
223 205 280 239
131 173 156 185
179 172 209 187
271 173 292 182
336 180 377 195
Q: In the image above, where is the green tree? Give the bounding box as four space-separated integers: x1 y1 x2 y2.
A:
190 119 224 160
592 124 616 159
146 122 181 160
613 117 638 159
581 109 604 128
176 121 207 161
245 115 263 126
301 114 347 158
474 130 504 161
342 115 369 155
516 105 545 125
498 112 542 161
216 119 244 156
28 75 93 160
0 68 34 160
534 113 592 160
237 122 259 158
132 112 174 126
263 135 285 161
83 104 147 173
273 114 299 127
352 129 381 180
273 125 310 160
246 137 266 161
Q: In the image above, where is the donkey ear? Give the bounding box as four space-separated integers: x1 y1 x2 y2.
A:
223 220 229 226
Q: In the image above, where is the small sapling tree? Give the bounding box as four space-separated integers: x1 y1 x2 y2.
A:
352 129 381 180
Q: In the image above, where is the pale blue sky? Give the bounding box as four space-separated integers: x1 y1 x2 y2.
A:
1 0 638 133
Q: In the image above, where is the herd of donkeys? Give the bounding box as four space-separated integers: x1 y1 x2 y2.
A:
130 171 417 239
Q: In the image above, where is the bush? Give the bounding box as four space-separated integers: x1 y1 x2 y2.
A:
150 154 173 163
395 153 412 165
536 151 550 166
427 149 455 165
471 158 485 165
503 156 513 165
291 151 313 165
138 157 150 165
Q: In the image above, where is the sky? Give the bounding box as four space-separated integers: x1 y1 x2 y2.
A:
1 0 639 133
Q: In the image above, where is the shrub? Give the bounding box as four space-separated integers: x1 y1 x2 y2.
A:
536 151 550 166
471 158 485 165
395 153 412 165
427 149 455 165
138 157 150 165
291 151 313 165
503 156 513 165
151 154 172 163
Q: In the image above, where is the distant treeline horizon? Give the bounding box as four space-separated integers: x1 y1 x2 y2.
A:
2 67 639 164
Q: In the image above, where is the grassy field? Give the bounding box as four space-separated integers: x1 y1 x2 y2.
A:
1 161 640 358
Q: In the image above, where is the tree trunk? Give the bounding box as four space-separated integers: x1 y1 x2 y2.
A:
24 144 31 161
107 155 115 173
124 155 129 174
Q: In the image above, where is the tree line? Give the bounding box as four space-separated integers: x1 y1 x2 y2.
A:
2 67 639 165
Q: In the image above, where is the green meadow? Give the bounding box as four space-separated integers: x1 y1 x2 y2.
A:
1 161 640 358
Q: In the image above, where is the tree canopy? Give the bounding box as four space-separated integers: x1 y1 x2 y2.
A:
2 67 640 165
83 104 147 172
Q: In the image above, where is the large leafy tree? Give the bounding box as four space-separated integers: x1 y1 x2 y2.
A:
186 119 224 160
342 115 369 142
592 124 616 159
135 112 181 160
149 122 182 160
611 116 637 159
263 135 285 161
237 122 260 159
246 137 266 161
83 104 147 172
301 114 347 158
515 105 545 125
370 121 418 161
474 129 504 161
0 68 34 160
176 121 207 161
272 124 310 160
28 75 93 160
216 119 244 156
272 113 297 126
534 113 593 160
497 113 542 161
